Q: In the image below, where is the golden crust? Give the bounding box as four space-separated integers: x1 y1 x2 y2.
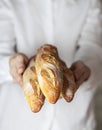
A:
23 57 45 112
60 59 77 102
23 44 77 112
35 44 63 103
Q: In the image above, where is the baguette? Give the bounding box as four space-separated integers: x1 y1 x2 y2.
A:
35 44 63 104
23 57 45 112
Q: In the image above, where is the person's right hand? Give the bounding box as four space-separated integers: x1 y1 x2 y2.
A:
9 53 29 86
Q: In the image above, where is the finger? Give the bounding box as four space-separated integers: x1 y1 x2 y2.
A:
64 85 75 102
16 58 28 74
12 73 23 87
24 56 29 64
17 54 28 66
85 68 91 80
14 73 22 83
11 68 23 85
70 66 84 81
62 77 76 102
15 61 26 73
76 71 87 87
18 65 26 74
73 69 83 81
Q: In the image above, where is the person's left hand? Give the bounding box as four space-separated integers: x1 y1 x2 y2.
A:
70 60 91 89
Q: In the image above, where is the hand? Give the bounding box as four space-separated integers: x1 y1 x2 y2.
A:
70 60 91 89
9 53 29 86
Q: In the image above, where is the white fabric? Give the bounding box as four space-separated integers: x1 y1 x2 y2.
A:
0 0 102 130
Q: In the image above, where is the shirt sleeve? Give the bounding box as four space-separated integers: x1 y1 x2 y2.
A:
74 0 102 88
0 1 16 84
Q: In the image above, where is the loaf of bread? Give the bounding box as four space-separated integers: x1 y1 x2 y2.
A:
60 59 77 102
35 44 63 104
23 56 45 112
23 44 76 112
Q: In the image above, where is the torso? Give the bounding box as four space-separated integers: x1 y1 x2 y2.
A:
10 0 91 66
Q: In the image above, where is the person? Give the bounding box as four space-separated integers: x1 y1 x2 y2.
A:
0 0 102 130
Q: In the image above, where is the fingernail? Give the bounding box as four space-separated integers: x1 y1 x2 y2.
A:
66 95 73 102
66 89 73 102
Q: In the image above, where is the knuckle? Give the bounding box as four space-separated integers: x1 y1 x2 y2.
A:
17 55 24 61
77 60 83 65
17 63 25 70
85 66 91 74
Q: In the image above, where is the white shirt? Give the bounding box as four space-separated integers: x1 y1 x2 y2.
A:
0 0 102 130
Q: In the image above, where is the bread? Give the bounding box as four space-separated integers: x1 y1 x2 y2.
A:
35 44 63 104
60 59 77 102
23 44 76 112
23 56 45 112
